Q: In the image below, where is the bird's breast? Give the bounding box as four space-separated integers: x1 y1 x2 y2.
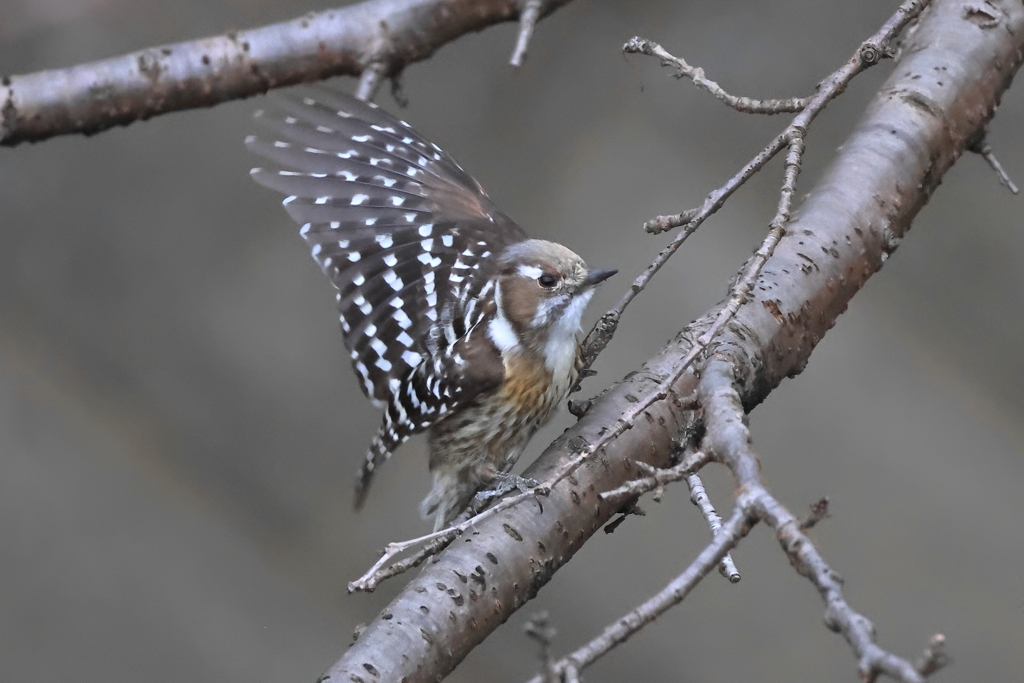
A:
500 348 576 420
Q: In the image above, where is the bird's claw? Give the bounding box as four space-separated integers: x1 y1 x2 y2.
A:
475 473 541 501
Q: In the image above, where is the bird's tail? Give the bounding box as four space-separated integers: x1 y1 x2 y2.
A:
353 431 394 511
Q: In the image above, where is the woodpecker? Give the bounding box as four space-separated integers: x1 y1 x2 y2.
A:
247 86 615 529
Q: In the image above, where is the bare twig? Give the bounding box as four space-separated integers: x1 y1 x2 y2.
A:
565 128 805 498
535 360 944 682
0 0 575 146
511 0 545 67
915 634 950 677
524 612 558 683
599 456 697 502
623 37 810 114
801 496 831 530
599 449 739 580
686 473 741 582
348 528 463 594
525 507 755 683
968 131 1020 194
700 359 939 682
355 61 387 101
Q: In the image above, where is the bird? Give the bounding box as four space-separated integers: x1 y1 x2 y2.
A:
246 85 615 530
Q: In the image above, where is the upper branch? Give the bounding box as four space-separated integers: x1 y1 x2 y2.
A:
0 0 573 146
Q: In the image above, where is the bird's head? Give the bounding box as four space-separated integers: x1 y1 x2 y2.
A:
488 239 616 370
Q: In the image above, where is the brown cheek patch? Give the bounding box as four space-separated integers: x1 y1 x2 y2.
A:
502 276 542 337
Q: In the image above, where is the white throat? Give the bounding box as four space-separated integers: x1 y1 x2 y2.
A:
543 289 594 381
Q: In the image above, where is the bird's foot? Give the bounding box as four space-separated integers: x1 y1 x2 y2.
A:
475 472 541 501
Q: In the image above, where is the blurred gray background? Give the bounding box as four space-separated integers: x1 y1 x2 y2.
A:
1 0 1022 681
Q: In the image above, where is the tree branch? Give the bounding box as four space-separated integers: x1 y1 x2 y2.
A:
623 37 810 114
330 1 1024 680
0 0 573 146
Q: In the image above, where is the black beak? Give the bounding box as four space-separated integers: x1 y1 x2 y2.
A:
583 268 617 287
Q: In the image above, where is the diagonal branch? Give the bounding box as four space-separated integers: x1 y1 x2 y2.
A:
699 360 936 682
327 2 1024 680
0 0 574 146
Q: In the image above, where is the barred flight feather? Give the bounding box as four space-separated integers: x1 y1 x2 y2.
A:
247 86 528 506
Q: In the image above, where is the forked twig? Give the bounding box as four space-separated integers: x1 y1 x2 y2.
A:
624 37 810 114
601 449 739 579
528 356 947 683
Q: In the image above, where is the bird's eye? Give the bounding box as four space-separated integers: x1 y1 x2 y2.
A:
538 273 557 289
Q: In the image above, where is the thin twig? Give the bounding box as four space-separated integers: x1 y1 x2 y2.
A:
355 61 387 101
538 360 941 682
599 450 739 580
700 359 942 682
599 455 701 502
968 132 1020 194
915 634 949 677
686 473 741 582
524 612 558 683
800 496 831 530
623 37 809 114
575 130 788 378
524 506 755 683
511 0 544 67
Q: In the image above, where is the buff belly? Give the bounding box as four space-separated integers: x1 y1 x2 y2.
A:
421 351 575 528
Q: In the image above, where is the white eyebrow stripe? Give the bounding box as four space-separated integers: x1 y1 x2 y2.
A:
518 265 544 279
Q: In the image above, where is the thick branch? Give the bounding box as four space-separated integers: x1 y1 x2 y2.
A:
328 0 1024 680
717 0 1024 400
0 0 573 146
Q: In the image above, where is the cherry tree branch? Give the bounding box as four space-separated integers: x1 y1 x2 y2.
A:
328 1 1024 680
0 0 573 146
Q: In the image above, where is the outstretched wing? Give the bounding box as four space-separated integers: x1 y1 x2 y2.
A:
247 86 528 503
248 86 525 406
